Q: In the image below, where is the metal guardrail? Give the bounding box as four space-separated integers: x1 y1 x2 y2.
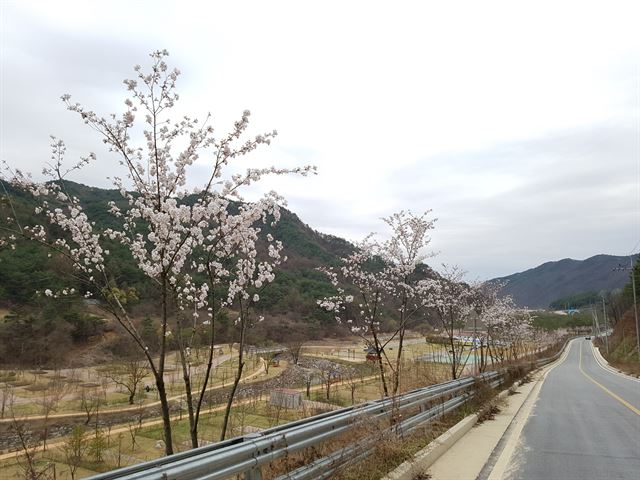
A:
88 341 569 480
534 336 573 367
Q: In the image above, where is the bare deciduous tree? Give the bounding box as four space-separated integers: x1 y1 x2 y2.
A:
37 377 68 451
0 381 14 419
127 400 146 452
61 425 89 480
103 359 149 405
284 331 306 365
344 367 360 405
11 418 51 480
79 388 101 426
260 350 280 375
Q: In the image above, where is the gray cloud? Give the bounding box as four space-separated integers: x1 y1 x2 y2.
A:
386 122 638 277
2 1 638 281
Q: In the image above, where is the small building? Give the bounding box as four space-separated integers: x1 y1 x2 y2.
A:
270 388 302 409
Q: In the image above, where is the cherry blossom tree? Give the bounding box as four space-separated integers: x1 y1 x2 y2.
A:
319 210 436 396
380 211 436 394
479 291 534 366
1 50 313 453
470 280 505 373
505 308 534 361
427 265 475 379
318 236 393 395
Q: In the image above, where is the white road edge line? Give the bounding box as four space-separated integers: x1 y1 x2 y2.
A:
485 338 575 480
589 341 640 383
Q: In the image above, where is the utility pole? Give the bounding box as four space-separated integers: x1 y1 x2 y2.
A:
631 256 640 358
601 296 609 354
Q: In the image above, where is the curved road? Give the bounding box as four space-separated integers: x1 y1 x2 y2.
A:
504 338 640 479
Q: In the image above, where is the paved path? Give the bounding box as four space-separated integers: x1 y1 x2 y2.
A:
501 338 640 480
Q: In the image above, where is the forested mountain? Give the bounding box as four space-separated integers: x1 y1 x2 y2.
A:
2 180 633 366
0 180 355 315
1 181 443 365
0 181 365 364
491 254 637 309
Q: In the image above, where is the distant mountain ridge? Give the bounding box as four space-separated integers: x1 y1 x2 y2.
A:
0 181 354 324
491 254 638 309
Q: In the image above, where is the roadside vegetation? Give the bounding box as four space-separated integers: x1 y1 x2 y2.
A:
0 51 567 479
593 259 640 375
596 311 640 376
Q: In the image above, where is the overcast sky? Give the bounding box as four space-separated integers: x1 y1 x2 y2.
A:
1 0 638 279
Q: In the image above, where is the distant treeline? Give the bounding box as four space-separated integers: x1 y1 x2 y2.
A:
549 291 602 310
532 311 592 331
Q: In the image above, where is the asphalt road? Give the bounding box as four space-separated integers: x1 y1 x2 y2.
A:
505 338 640 479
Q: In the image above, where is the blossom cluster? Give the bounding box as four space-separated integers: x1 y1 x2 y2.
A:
318 211 438 337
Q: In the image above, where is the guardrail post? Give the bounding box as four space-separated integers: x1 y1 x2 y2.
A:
243 433 263 480
244 467 263 480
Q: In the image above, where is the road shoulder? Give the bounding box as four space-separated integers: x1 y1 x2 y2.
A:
424 343 572 480
424 376 537 480
590 342 640 382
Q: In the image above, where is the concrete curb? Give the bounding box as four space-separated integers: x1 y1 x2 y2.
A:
591 342 640 382
382 411 480 480
382 382 518 480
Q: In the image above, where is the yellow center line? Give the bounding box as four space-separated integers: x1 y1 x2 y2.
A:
578 342 640 416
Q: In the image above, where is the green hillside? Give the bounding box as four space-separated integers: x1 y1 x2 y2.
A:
0 181 357 362
492 254 638 309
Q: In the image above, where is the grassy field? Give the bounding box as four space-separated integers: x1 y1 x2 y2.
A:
532 310 592 330
302 340 447 364
0 335 519 479
2 354 264 418
0 356 437 479
0 392 333 479
402 341 448 358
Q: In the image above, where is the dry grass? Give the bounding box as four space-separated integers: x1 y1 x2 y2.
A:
334 415 460 480
333 368 527 479
596 310 640 376
476 401 503 424
263 376 503 480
